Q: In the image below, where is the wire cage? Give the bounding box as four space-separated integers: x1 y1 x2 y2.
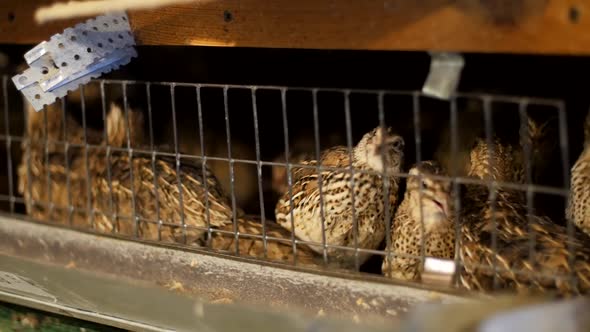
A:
0 70 587 310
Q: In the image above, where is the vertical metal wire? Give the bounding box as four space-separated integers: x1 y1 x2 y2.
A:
26 100 34 217
281 88 299 264
147 83 163 241
123 83 140 239
196 86 212 246
312 89 329 264
251 88 268 257
343 90 360 270
450 97 462 286
518 101 537 283
378 92 392 273
80 86 94 230
223 86 239 254
557 101 575 290
2 76 15 213
412 93 422 163
519 102 534 186
100 82 116 234
413 92 426 270
170 84 187 244
482 97 499 289
61 98 74 226
42 106 53 218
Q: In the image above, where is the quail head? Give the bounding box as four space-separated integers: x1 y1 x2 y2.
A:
519 111 559 184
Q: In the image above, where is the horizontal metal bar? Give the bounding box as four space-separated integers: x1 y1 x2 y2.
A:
95 79 564 107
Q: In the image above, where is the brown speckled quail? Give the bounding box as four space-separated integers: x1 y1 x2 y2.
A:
18 99 113 225
467 137 525 184
275 126 404 267
19 100 240 243
169 120 259 213
567 109 590 237
459 137 590 296
271 132 344 196
382 161 455 282
209 215 327 267
271 151 314 197
519 114 558 183
103 103 145 148
434 100 559 186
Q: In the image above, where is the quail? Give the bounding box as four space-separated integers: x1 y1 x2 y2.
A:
271 151 313 197
167 118 259 213
19 100 239 243
209 215 325 267
271 132 344 196
433 100 560 185
466 137 525 184
567 109 590 237
382 161 455 281
18 98 108 224
459 137 590 296
519 114 557 182
104 102 145 148
95 104 243 241
275 126 404 266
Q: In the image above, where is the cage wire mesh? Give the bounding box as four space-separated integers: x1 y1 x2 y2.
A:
1 74 586 296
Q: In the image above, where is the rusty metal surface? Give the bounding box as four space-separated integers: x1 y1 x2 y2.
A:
0 215 474 325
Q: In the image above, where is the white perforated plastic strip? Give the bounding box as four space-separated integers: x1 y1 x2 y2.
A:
12 12 137 111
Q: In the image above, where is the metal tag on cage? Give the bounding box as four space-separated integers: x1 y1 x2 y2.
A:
422 52 464 100
421 256 456 286
11 11 137 112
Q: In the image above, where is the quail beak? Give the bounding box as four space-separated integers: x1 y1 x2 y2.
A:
431 196 449 217
376 139 403 159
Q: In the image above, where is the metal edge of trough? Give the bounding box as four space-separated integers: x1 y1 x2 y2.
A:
0 215 474 326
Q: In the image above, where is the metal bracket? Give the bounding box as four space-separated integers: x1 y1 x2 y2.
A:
422 52 465 100
12 12 137 111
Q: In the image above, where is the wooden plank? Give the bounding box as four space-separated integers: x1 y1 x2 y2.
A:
0 1 81 44
1 0 590 55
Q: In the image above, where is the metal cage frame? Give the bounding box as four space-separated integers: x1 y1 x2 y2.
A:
0 74 583 327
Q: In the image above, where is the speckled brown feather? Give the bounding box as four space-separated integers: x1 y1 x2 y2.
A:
567 110 590 237
459 138 590 296
18 100 105 226
209 216 324 266
468 137 525 184
434 105 556 185
22 99 104 154
438 136 525 185
19 101 238 243
271 133 345 196
90 154 241 242
273 147 352 197
519 114 558 185
382 161 455 281
275 127 404 267
104 103 145 148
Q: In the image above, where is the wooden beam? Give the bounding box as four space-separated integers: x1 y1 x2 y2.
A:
1 0 589 55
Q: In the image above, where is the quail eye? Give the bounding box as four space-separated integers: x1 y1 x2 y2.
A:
420 180 427 188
